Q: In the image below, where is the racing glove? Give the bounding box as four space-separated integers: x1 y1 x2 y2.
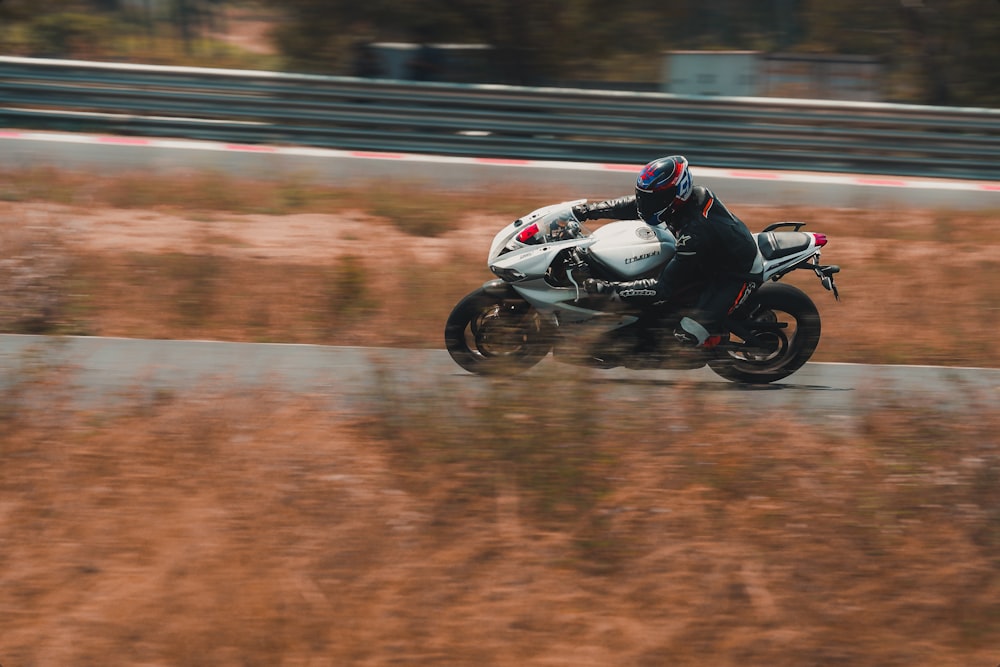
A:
583 278 614 295
572 196 638 222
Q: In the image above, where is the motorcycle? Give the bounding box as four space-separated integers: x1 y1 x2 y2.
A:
444 200 840 384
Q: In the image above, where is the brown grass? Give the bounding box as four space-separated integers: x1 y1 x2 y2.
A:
0 363 997 666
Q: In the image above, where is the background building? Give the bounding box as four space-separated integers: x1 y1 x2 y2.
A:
662 51 883 101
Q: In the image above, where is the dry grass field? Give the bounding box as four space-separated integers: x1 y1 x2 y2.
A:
1 168 998 666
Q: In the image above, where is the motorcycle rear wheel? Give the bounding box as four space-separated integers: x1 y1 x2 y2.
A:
444 288 552 376
709 283 821 384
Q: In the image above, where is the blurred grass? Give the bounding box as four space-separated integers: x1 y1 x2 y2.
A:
0 166 547 224
368 367 615 530
0 361 997 666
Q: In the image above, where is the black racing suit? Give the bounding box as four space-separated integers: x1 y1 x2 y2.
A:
574 186 762 342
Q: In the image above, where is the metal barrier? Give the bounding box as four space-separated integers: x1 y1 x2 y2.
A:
2 55 998 180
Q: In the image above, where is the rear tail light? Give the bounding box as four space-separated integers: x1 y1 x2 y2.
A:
813 233 828 247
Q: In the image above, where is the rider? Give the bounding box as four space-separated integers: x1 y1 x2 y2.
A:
571 155 763 349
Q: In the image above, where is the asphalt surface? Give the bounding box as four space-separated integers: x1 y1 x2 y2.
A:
3 335 997 416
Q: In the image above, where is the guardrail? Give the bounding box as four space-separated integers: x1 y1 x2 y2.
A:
2 56 999 181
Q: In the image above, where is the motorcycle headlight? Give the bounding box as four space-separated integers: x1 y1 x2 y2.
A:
490 265 526 282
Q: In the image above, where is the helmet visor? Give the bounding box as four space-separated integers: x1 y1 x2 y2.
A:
636 191 670 224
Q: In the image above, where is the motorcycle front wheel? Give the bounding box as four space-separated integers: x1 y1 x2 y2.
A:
709 282 821 384
444 288 553 376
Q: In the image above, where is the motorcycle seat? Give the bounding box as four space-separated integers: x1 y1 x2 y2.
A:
757 231 813 260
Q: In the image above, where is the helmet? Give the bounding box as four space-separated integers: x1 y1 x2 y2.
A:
634 156 693 224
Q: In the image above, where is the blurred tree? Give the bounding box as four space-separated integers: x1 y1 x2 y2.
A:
0 0 229 59
259 0 998 105
2 0 996 105
28 12 118 57
88 0 124 10
897 0 1000 106
168 0 224 54
260 0 814 83
1 0 80 20
0 0 121 58
800 0 1000 105
263 0 514 79
0 0 133 19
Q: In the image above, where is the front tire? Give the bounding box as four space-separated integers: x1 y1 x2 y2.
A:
709 283 821 384
444 288 552 376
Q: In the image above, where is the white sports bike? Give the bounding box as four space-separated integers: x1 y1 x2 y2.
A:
445 200 840 384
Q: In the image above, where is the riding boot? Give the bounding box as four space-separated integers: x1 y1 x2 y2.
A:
674 316 725 349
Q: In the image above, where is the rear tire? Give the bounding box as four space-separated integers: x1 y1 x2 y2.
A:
709 283 821 384
444 288 552 376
